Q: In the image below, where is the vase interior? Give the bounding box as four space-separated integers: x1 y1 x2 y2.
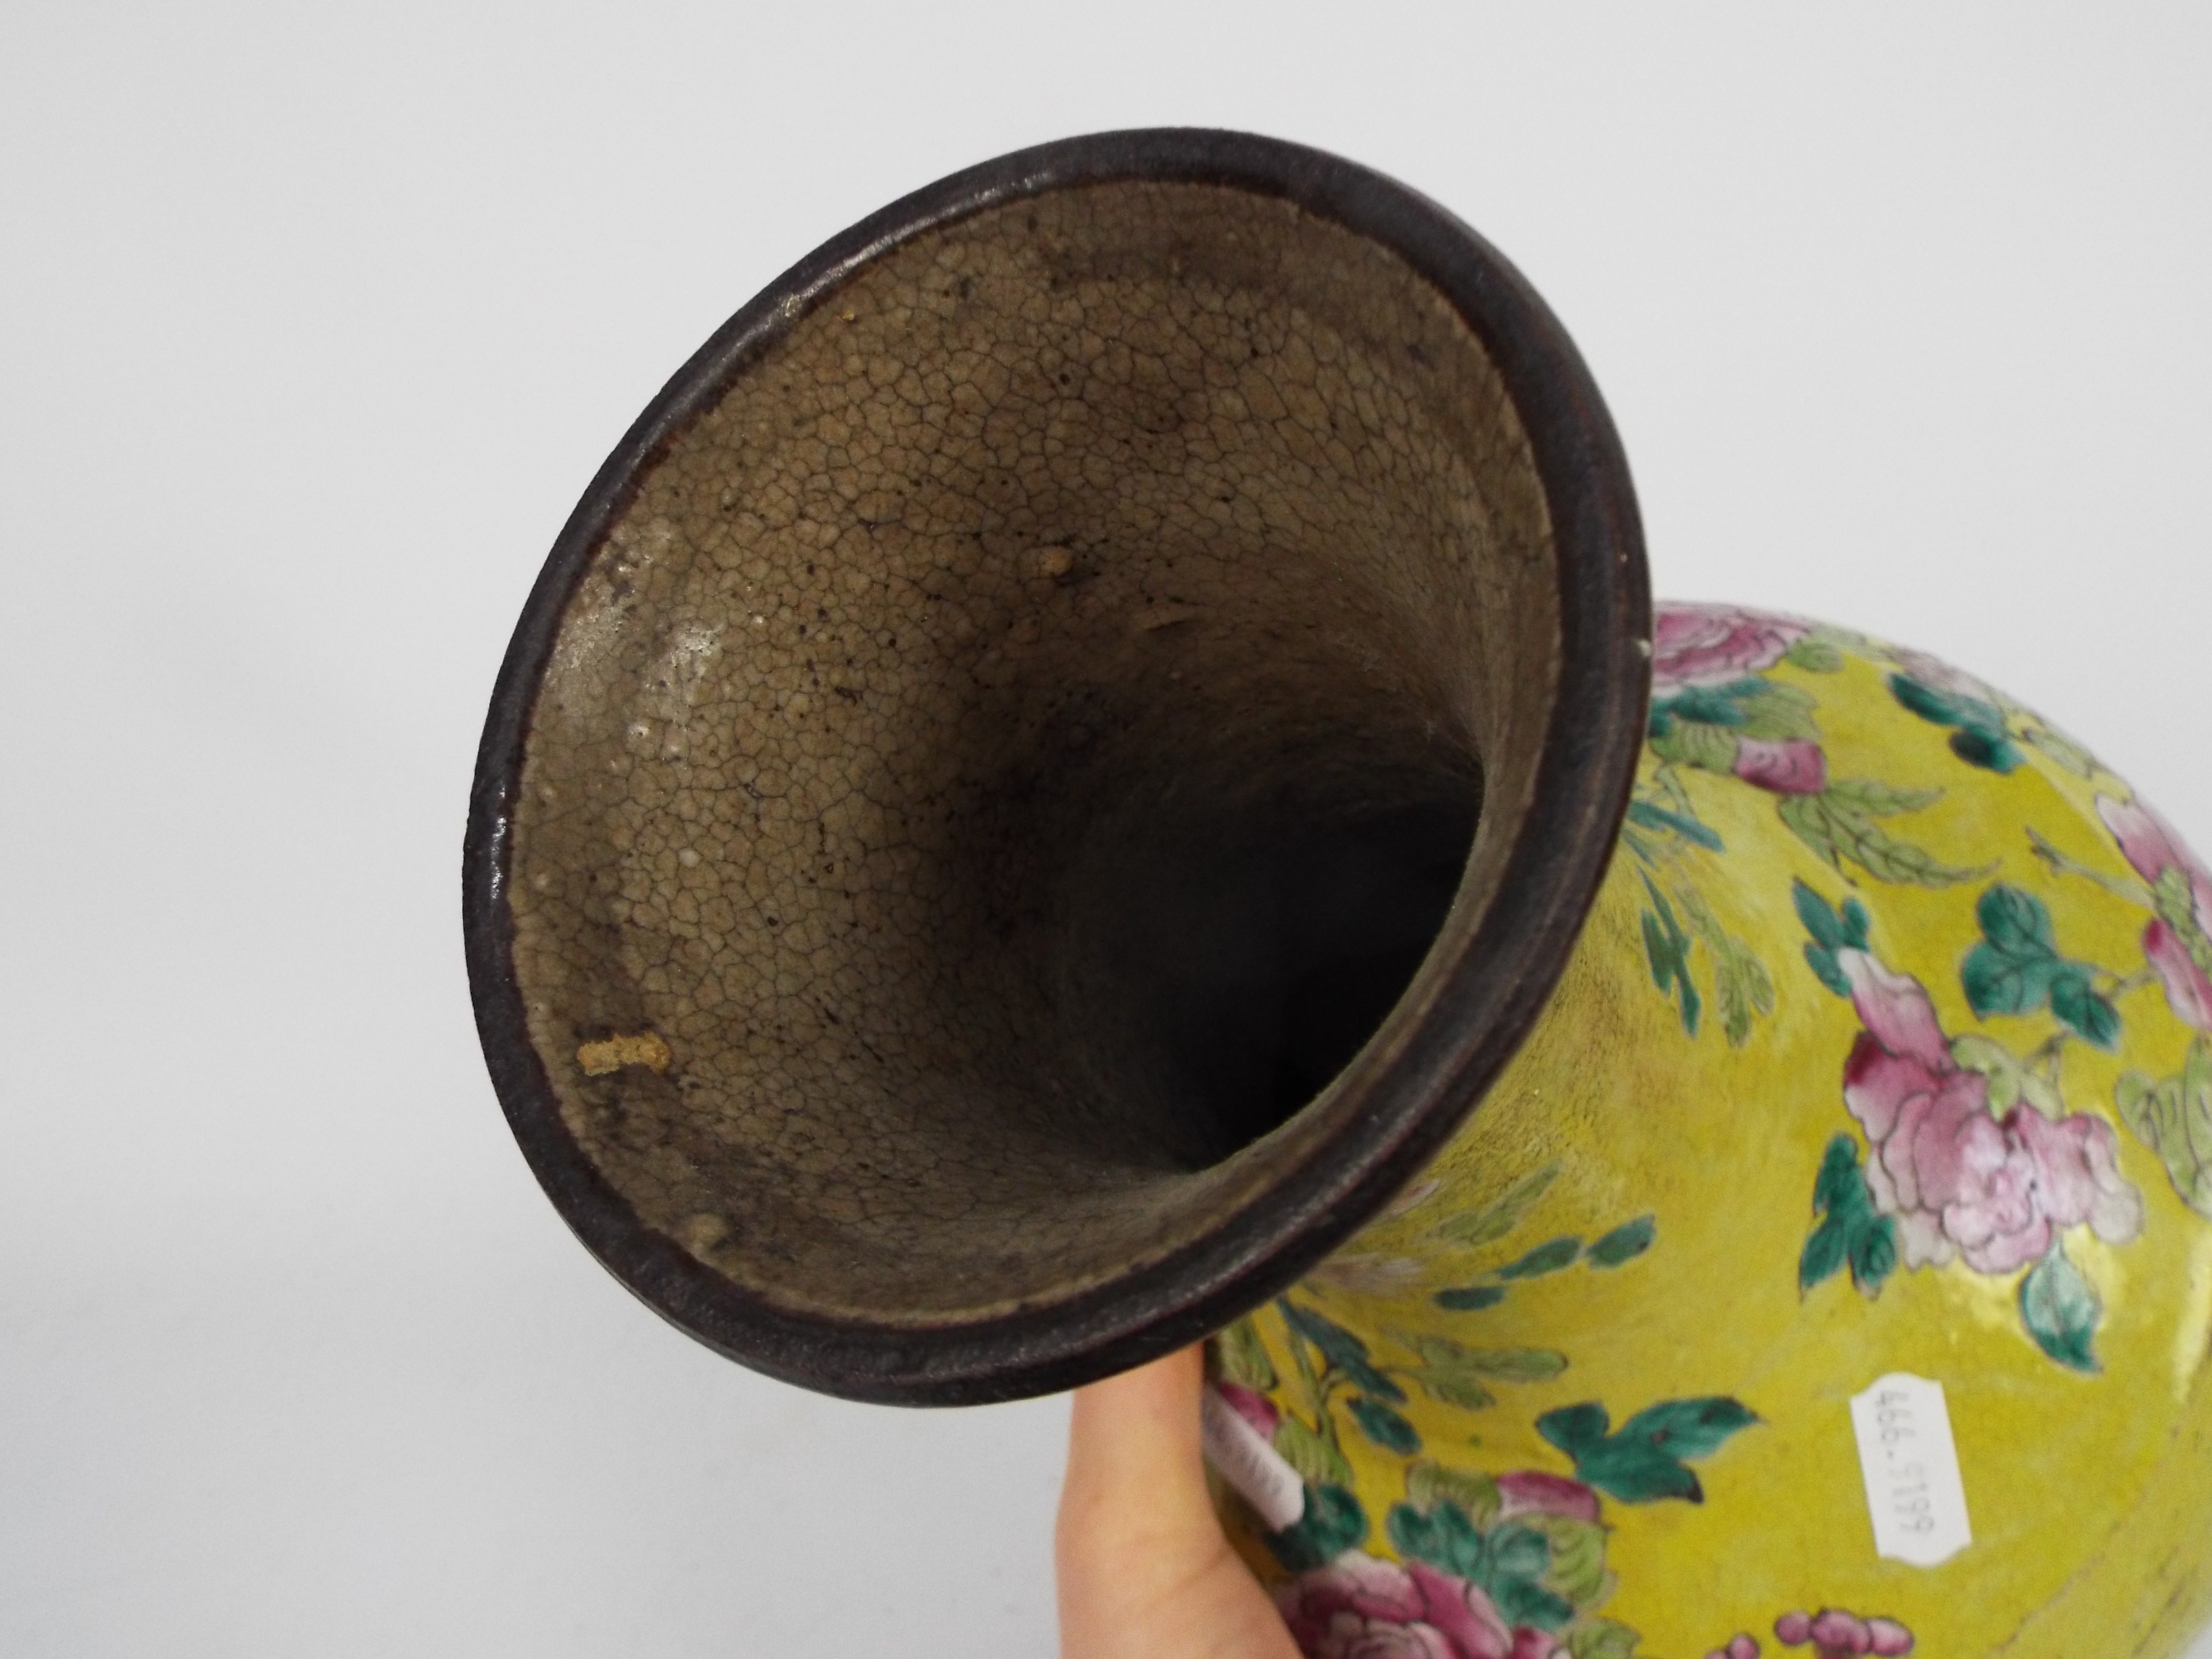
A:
503 178 1565 1325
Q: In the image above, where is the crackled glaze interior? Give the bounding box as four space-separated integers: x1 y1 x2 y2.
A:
505 180 1560 1322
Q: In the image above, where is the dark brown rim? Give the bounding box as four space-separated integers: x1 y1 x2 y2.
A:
462 128 1651 1405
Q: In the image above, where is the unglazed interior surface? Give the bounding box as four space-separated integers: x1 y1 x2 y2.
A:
507 180 1560 1322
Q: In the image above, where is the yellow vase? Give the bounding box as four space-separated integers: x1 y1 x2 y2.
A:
1209 606 2212 1659
461 129 2212 1658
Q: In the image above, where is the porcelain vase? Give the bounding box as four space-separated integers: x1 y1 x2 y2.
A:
460 130 2212 1658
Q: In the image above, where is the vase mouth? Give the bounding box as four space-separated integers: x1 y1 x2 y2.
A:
463 128 1651 1404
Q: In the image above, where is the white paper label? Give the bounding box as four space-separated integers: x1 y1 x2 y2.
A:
1201 1386 1306 1531
1849 1372 1972 1566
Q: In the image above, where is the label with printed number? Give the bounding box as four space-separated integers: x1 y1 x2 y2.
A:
1200 1386 1307 1531
1849 1372 1972 1567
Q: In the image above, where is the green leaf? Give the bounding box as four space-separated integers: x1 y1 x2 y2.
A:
1348 1395 1422 1454
1211 1316 1276 1390
2048 967 2122 1049
1412 1369 1497 1411
1497 1237 1584 1280
1574 1438 1705 1504
1962 941 2065 1018
1280 1299 1405 1402
1659 685 1751 726
1615 1397 1760 1461
1823 777 1944 817
1280 1298 1368 1368
1840 896 1872 949
1493 1570 1575 1633
2152 868 2212 977
1268 1482 1368 1571
1848 1214 1898 1289
1625 798 1725 851
1733 681 1821 741
1536 1402 1611 1459
1952 1034 2068 1118
1779 791 1989 887
1488 1521 1553 1584
1803 941 1851 997
1800 1215 1849 1289
1803 1135 1896 1297
1568 1619 1643 1659
1889 673 1972 727
1978 883 2058 957
1587 1214 1657 1267
1541 1397 1758 1505
1460 1346 1569 1382
1389 1335 1509 1410
1951 725 2025 773
2020 1241 2103 1372
1793 878 1846 949
1523 1514 1612 1611
1431 1164 1559 1248
1640 889 1703 1037
1676 885 1774 1047
1812 1133 1866 1215
1406 1459 1501 1526
1436 1284 1508 1312
1387 1497 1486 1577
1648 718 1740 775
1273 1417 1353 1488
1784 637 1845 673
2115 1038 2212 1218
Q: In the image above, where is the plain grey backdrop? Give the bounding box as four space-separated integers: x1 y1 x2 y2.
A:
4 4 2209 1654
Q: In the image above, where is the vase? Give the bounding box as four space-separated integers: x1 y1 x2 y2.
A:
461 131 2212 1657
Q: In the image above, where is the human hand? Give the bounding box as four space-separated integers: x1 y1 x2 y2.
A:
1056 1344 1302 1659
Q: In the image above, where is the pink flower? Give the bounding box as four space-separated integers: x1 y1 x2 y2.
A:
1840 951 2143 1274
1215 1382 1280 1439
1733 737 1828 795
1775 1610 1912 1657
2145 922 2212 1030
1492 1471 1601 1526
1275 1555 1546 1659
1705 1637 1760 1659
2098 794 2212 1032
1652 603 1808 692
1278 1554 1437 1659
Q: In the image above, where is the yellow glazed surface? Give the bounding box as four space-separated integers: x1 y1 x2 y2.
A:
1208 605 2212 1659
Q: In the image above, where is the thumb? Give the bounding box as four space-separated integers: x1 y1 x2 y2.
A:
1056 1346 1299 1659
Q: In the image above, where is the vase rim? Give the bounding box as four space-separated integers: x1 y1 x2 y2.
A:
463 127 1652 1403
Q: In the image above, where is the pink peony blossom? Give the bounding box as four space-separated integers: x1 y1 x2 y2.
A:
1492 1471 1602 1526
2098 794 2212 1032
1839 950 2143 1274
1733 737 1828 795
1652 603 1809 693
1275 1554 1547 1659
1215 1382 1281 1439
1704 1636 1760 1659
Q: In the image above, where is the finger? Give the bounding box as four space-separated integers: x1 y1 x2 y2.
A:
1058 1345 1215 1564
1056 1346 1301 1659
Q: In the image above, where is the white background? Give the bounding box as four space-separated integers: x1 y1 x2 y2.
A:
4 5 2209 1655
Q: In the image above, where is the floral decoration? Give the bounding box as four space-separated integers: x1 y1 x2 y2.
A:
1794 879 2146 1370
1707 1610 1915 1659
1627 604 1999 1049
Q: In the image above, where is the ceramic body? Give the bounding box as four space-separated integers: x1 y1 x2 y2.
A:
1209 603 2212 1659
